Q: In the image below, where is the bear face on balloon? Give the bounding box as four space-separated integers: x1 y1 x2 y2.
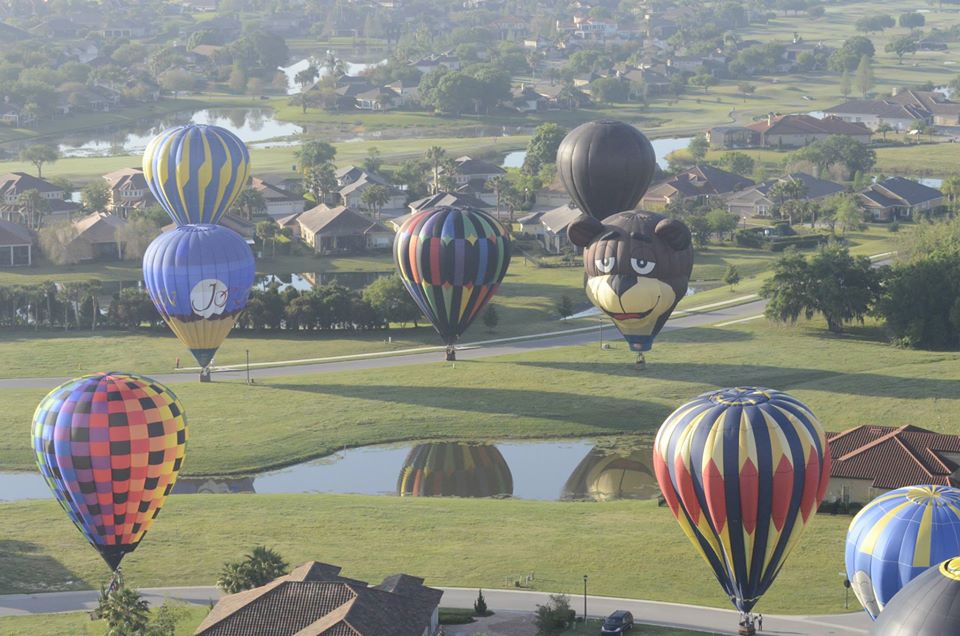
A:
558 120 694 358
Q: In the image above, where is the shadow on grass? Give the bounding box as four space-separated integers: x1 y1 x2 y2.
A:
660 327 755 343
268 383 672 430
0 540 85 595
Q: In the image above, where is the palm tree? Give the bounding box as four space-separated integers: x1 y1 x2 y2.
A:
17 189 47 230
876 122 893 142
294 66 320 113
486 175 507 219
942 175 960 213
360 184 391 222
234 188 266 221
83 280 102 331
324 53 347 79
94 587 150 634
425 146 446 194
218 546 289 594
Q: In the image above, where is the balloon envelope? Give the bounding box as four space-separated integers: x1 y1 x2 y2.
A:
397 443 513 497
394 206 511 345
654 387 831 613
870 557 960 636
143 224 255 368
556 120 657 221
846 485 960 619
142 124 250 226
32 372 187 570
562 446 659 501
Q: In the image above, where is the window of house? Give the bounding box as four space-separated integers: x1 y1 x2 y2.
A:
11 245 29 266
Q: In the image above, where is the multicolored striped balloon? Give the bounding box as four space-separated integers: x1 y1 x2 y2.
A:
394 206 511 345
846 485 960 619
32 372 187 571
397 443 513 497
654 387 831 613
142 224 255 369
142 124 250 226
870 557 960 636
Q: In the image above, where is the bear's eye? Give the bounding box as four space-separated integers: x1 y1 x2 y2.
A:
631 258 655 275
595 256 616 273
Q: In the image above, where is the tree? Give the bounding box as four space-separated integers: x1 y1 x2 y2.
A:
769 177 808 206
425 146 447 194
724 264 741 290
81 181 110 213
556 294 574 319
296 141 337 173
840 71 852 98
718 152 755 177
18 145 58 178
159 69 200 96
877 252 960 349
363 147 383 174
832 194 864 234
589 77 629 103
217 546 289 594
487 175 508 218
736 83 756 100
761 243 881 333
706 209 739 241
523 123 567 175
792 136 875 179
886 36 918 65
854 55 874 97
360 184 390 221
690 73 715 93
941 175 960 212
305 161 338 204
17 188 49 231
395 159 428 199
899 12 925 28
482 304 499 331
364 275 421 326
688 135 709 165
876 122 894 141
257 220 278 257
39 221 79 264
829 36 875 72
855 15 895 33
294 65 319 92
234 188 266 221
228 64 247 93
534 594 575 635
95 587 150 635
116 216 157 260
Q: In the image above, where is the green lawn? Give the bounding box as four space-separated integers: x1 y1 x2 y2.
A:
0 494 853 615
0 605 209 636
1 316 957 476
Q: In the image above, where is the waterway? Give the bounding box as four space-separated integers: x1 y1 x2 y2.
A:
502 136 693 171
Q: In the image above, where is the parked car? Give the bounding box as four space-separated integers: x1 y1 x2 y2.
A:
601 610 633 634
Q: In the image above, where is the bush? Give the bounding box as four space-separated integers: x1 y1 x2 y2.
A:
888 221 900 233
474 588 489 615
768 234 829 252
735 229 763 248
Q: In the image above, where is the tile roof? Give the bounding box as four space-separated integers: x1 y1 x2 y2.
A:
0 172 64 196
72 212 127 243
408 192 492 211
452 156 506 176
873 176 943 205
651 165 754 198
827 425 960 490
540 203 583 233
298 205 375 235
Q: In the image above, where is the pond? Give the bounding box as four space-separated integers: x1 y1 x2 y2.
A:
502 136 693 171
257 271 393 292
280 56 387 95
55 108 305 158
0 437 659 503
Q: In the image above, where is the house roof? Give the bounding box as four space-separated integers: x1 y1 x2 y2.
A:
453 156 506 177
649 165 754 198
516 211 545 224
755 172 846 200
0 172 64 197
873 176 943 206
195 561 442 636
339 174 395 199
822 99 928 120
827 425 960 490
298 204 383 235
745 114 870 137
276 212 302 227
540 204 583 234
0 219 32 246
409 192 492 211
250 177 301 202
103 167 149 192
72 212 127 243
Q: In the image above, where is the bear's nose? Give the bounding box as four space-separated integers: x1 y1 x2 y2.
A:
609 275 637 296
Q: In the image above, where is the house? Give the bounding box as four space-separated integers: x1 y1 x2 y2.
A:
102 167 155 216
826 425 960 505
857 176 943 221
742 114 872 148
195 561 443 636
0 172 78 225
642 165 754 209
407 192 493 215
540 203 584 253
515 211 545 238
0 219 32 267
68 212 127 261
219 214 256 243
334 168 406 211
821 99 930 132
890 89 960 127
275 212 302 239
249 177 305 219
449 156 506 186
355 86 401 111
297 204 393 254
706 126 754 149
726 173 846 218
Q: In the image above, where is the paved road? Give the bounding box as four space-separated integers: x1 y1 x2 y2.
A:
0 585 869 635
0 298 767 390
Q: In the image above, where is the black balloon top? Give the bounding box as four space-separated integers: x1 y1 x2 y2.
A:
556 120 656 221
870 557 960 636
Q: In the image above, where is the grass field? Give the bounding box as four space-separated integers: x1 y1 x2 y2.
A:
1 315 957 476
0 605 208 636
0 494 853 615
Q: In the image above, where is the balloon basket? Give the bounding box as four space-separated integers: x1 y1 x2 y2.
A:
634 353 646 371
445 346 456 362
737 626 756 636
199 367 212 383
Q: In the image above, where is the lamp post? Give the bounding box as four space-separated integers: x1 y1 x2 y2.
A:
583 574 588 622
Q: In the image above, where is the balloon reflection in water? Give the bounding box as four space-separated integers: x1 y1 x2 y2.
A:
397 443 513 497
562 447 660 501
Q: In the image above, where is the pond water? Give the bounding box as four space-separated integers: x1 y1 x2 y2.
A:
55 108 304 158
0 438 659 503
502 136 693 171
280 56 387 95
257 271 393 292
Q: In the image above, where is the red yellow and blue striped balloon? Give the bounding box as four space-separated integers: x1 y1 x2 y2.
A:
845 485 960 620
394 206 511 345
397 443 513 497
653 387 831 613
142 124 250 226
32 372 187 571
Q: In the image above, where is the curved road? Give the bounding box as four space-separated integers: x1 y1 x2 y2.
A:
0 585 869 635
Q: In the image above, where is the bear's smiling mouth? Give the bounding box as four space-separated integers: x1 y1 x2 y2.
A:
606 294 661 321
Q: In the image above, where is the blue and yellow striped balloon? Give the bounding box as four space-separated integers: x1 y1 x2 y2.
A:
654 387 831 613
846 485 960 620
142 124 250 226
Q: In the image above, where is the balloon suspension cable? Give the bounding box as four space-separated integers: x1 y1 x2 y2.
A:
107 567 124 595
634 352 646 370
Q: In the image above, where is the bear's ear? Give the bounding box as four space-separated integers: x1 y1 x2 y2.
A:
567 214 604 247
655 218 692 251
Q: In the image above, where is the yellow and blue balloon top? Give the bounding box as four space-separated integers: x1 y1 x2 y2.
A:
653 387 831 613
143 124 250 226
846 485 960 620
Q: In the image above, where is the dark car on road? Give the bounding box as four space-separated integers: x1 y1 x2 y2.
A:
601 610 634 634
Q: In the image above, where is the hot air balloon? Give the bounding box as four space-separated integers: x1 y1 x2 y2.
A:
556 120 656 222
562 446 659 501
397 443 513 497
653 388 830 630
845 485 960 620
32 372 187 572
870 556 960 636
143 224 255 379
394 206 511 360
142 124 250 226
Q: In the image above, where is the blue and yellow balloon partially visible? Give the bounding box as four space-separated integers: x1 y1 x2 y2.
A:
846 485 960 620
143 124 250 226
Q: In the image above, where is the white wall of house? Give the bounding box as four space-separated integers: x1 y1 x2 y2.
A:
266 199 305 218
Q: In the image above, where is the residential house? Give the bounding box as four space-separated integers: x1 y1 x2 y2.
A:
515 211 545 239
219 214 256 244
491 16 528 40
742 114 872 148
355 86 401 111
826 425 960 505
68 212 127 261
857 176 943 221
386 80 419 106
540 204 584 254
706 126 754 149
407 192 493 215
0 172 79 225
889 89 960 127
641 165 754 209
249 177 305 219
572 16 618 39
98 23 149 39
275 212 302 239
298 204 393 254
821 99 930 132
0 219 32 267
102 168 155 216
726 172 846 218
195 561 443 636
410 54 461 75
334 168 406 212
442 156 507 205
